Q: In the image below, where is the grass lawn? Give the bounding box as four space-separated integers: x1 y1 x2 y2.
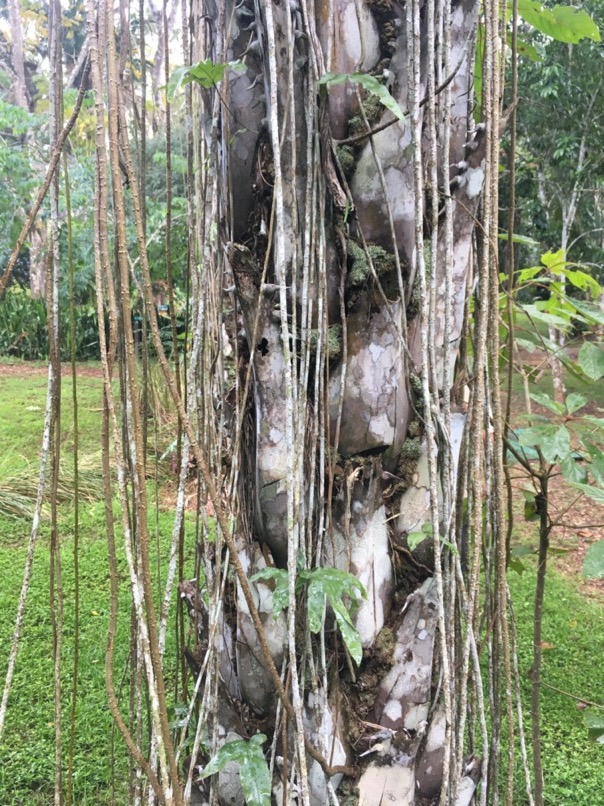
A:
509 565 604 805
0 363 196 804
0 360 602 804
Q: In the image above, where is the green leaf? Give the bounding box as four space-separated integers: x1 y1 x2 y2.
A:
507 432 540 463
504 32 541 61
568 482 604 506
318 72 404 121
565 393 587 415
304 568 366 664
583 540 604 580
522 303 570 330
407 531 426 551
249 568 289 616
167 65 190 99
559 268 601 299
499 232 541 246
181 59 245 90
516 265 543 283
306 576 327 634
542 426 571 463
331 599 364 664
584 709 604 743
509 557 526 575
238 736 272 806
518 425 571 462
516 1 600 43
529 392 564 415
199 735 271 806
568 299 604 326
560 456 587 485
540 247 566 271
523 495 539 521
515 337 538 353
578 342 604 381
585 443 604 486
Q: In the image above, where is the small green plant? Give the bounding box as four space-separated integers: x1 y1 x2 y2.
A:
318 72 404 122
198 734 271 806
250 565 367 664
168 59 245 99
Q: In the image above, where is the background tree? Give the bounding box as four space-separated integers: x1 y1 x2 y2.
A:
510 4 604 400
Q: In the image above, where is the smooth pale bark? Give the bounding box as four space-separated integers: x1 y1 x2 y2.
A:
7 0 27 109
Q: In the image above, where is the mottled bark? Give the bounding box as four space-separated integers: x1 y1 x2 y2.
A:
185 0 493 803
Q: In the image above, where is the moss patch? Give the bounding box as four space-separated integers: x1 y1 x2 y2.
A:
397 436 422 488
348 240 395 287
336 145 356 179
406 271 422 321
309 324 342 360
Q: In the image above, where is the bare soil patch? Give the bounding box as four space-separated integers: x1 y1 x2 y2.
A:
0 361 103 379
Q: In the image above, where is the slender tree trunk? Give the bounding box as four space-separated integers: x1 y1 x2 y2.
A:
7 0 28 109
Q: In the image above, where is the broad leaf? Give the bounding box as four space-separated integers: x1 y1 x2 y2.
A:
319 72 405 121
199 735 271 806
522 304 571 330
518 425 571 463
507 432 540 463
568 482 604 506
568 299 604 326
407 531 427 551
523 494 540 521
578 342 604 381
516 1 600 44
565 393 587 415
305 575 327 634
559 268 601 299
560 456 587 485
516 265 543 283
509 557 526 575
249 568 289 616
585 443 604 486
181 59 245 90
530 392 564 415
540 247 566 271
512 544 536 558
515 337 538 353
499 232 540 246
331 599 364 665
541 426 571 463
583 540 604 580
303 568 366 664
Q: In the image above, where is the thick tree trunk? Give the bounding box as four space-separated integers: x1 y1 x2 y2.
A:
182 0 499 803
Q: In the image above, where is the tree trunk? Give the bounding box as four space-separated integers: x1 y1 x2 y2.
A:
7 0 28 109
182 0 508 804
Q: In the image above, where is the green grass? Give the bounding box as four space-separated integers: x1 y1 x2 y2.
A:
0 368 106 473
0 365 195 804
1 361 603 804
509 564 604 805
0 502 198 804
